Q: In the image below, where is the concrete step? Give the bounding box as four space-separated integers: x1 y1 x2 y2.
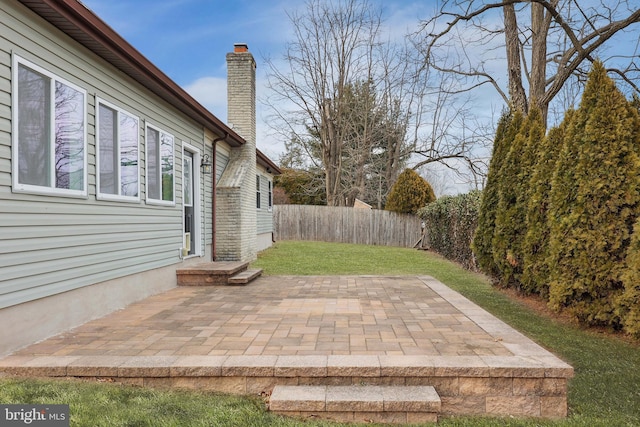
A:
228 269 263 285
176 261 249 286
269 385 440 424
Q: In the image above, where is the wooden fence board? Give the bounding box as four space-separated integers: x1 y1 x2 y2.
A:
274 205 422 247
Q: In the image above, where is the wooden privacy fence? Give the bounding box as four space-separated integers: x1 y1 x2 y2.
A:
274 205 422 247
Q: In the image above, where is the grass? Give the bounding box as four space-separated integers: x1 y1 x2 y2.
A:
2 241 639 426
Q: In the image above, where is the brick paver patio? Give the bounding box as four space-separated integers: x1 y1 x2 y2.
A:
0 275 573 421
13 276 518 358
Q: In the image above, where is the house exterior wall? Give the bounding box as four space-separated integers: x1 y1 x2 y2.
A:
0 1 212 353
256 166 275 252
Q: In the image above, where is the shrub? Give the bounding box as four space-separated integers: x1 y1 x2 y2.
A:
472 111 519 279
520 110 573 296
274 167 326 205
492 108 544 288
418 191 481 271
386 169 436 214
546 61 640 327
620 219 640 337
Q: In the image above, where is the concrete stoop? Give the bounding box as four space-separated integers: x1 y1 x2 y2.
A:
176 262 262 286
269 385 440 424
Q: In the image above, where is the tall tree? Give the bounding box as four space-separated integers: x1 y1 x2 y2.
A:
265 0 401 206
416 0 640 124
547 61 640 326
265 0 485 205
472 110 521 280
492 108 544 288
521 109 574 296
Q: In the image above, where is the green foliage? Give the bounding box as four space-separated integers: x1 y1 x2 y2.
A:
472 111 517 279
546 61 640 327
385 168 436 214
492 108 544 288
418 191 481 271
274 167 327 205
520 110 574 296
620 219 640 337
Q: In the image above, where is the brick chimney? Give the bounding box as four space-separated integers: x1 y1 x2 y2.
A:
227 43 256 149
215 44 258 261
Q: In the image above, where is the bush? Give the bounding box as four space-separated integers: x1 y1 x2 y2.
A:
472 111 519 279
418 191 481 271
546 61 640 327
620 219 640 337
520 110 573 296
386 169 436 214
492 108 544 288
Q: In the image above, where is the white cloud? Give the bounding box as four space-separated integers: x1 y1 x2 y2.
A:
184 76 228 121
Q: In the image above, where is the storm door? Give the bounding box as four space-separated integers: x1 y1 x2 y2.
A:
183 149 196 256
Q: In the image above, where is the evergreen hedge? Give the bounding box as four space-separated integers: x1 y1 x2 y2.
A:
431 61 640 336
546 61 640 327
520 110 573 296
418 191 481 271
492 108 544 288
472 111 517 280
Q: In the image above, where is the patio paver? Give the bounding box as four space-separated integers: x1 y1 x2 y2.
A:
0 275 573 421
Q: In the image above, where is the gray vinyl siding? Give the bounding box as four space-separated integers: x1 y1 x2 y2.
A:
0 2 208 309
256 174 273 234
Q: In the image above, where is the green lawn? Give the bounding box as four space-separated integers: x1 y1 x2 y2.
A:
2 241 638 426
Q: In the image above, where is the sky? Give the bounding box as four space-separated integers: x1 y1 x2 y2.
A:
79 0 640 195
80 0 435 164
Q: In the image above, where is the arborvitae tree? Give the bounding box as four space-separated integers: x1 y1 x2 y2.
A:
521 109 574 296
385 169 436 214
472 111 517 280
546 61 640 326
492 108 543 288
620 218 640 338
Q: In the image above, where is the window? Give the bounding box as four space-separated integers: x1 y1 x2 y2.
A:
268 180 273 211
256 175 261 209
12 56 87 196
146 124 174 205
97 99 139 201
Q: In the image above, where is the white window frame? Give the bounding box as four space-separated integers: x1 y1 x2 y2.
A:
12 55 88 198
96 97 140 202
145 122 175 206
268 179 273 212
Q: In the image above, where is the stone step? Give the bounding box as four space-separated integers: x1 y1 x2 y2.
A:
176 261 249 286
269 385 440 424
228 269 263 285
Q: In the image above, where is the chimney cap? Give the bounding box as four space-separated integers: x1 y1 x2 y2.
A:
234 43 249 52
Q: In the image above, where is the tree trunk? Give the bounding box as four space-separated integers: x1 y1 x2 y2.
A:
504 4 528 115
322 98 342 206
530 1 549 125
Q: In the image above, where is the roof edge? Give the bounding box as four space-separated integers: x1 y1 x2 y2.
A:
22 0 245 147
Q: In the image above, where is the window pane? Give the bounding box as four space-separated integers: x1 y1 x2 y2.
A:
18 64 50 187
160 132 173 201
55 81 84 190
183 154 193 206
256 175 261 208
98 103 117 195
120 113 138 197
147 127 160 200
